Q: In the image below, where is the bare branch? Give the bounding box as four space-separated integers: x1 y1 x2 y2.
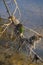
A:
3 0 11 16
24 25 43 37
1 22 12 27
13 0 21 20
0 21 12 37
13 6 17 16
0 26 8 37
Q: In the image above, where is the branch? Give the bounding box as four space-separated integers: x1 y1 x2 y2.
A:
13 6 17 15
0 26 8 37
1 22 12 27
3 0 11 16
13 0 21 20
24 25 43 37
19 40 43 63
0 22 12 37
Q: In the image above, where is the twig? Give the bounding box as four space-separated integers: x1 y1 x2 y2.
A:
24 25 43 37
13 6 17 15
3 0 11 16
0 22 12 37
13 0 21 20
0 26 8 37
1 22 12 27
